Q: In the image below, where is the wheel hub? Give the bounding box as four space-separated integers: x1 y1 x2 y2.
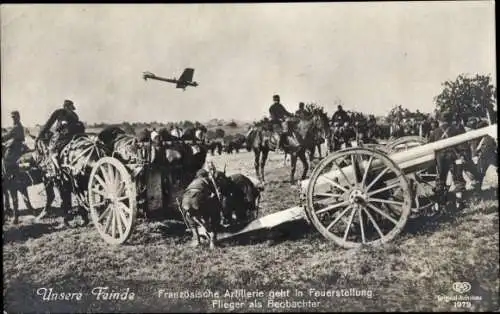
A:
348 189 366 205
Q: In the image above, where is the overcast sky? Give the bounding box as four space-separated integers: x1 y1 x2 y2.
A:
1 2 496 127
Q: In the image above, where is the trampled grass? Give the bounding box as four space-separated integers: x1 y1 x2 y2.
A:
3 149 499 312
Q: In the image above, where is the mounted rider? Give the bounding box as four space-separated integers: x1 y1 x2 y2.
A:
331 105 349 126
170 124 184 140
36 99 84 171
269 94 294 151
2 111 26 177
194 124 207 144
150 127 159 142
295 102 309 120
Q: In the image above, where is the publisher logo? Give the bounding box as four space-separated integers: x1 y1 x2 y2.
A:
452 282 471 294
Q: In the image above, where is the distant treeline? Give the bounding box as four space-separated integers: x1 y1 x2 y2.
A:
81 119 241 130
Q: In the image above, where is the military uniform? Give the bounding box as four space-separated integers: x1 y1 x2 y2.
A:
295 108 308 120
39 104 82 155
2 112 25 175
268 95 293 151
331 109 349 125
428 111 467 207
269 102 293 123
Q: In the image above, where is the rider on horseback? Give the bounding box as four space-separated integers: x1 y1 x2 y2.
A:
269 94 293 151
2 111 26 177
332 105 349 126
295 102 309 120
36 99 84 172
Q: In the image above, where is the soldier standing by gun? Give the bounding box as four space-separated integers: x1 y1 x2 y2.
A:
429 111 468 210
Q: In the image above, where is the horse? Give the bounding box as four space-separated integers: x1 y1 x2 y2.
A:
328 123 356 152
180 165 263 249
207 140 223 155
222 173 263 226
34 131 107 227
246 122 275 182
307 111 329 161
282 112 327 183
390 122 405 139
2 143 40 224
222 134 245 154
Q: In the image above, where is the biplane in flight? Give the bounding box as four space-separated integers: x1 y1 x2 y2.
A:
142 68 199 91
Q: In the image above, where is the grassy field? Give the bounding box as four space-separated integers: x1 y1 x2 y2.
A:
3 149 499 312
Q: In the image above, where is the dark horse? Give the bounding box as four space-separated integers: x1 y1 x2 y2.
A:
180 165 262 249
247 112 325 183
307 110 329 161
2 143 41 224
283 113 326 183
245 122 275 182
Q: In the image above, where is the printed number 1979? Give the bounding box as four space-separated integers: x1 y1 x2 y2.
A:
454 301 471 308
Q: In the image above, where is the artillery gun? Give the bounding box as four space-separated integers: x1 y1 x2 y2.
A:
215 124 497 248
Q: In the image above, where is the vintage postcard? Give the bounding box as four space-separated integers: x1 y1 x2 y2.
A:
1 3 497 313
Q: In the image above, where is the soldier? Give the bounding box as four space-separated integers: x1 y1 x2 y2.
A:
36 99 84 170
331 105 349 125
150 127 159 142
268 94 293 152
170 124 184 140
2 111 26 176
428 110 467 209
269 94 293 123
295 102 308 120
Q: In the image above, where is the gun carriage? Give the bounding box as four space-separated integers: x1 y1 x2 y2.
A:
86 135 205 245
216 124 497 248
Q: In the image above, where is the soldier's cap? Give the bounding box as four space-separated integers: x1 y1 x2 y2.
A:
273 94 280 100
196 169 209 178
10 110 19 117
63 99 75 109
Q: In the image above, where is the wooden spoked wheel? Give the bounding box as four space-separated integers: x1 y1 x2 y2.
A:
387 136 437 214
305 148 412 248
88 157 137 245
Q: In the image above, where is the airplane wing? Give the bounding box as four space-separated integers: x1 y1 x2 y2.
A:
178 68 194 83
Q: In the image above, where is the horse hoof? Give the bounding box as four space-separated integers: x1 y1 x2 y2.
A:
36 210 48 221
13 218 19 225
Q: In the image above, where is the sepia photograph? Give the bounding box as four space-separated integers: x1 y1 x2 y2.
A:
1 2 498 312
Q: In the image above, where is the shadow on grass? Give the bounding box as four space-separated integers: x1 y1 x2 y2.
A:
152 220 190 237
404 188 499 237
3 221 61 244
